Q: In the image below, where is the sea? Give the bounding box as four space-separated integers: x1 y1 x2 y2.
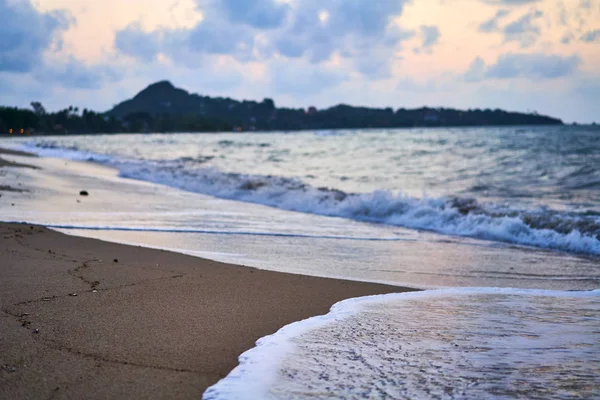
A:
2 125 599 398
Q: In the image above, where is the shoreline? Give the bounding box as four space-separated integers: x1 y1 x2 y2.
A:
0 122 576 138
0 222 414 398
1 145 599 289
2 126 599 398
0 148 37 172
0 147 416 398
7 137 600 259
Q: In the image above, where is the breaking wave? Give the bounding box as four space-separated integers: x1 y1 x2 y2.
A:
15 142 600 255
204 288 600 399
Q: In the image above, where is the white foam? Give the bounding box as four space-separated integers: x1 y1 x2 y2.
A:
14 142 115 163
115 163 600 255
204 288 600 399
12 142 600 255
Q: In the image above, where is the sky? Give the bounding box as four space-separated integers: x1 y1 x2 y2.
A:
0 0 599 123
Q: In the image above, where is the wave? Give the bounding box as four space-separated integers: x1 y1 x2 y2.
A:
13 142 114 163
204 288 600 399
16 142 600 256
115 163 600 255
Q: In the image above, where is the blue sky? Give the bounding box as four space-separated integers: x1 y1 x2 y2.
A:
0 0 599 122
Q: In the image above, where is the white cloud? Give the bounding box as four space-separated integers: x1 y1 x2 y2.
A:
113 0 414 79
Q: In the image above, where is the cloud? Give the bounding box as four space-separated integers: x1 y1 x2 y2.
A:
34 58 123 89
560 33 573 44
482 0 541 5
463 57 487 82
420 25 441 49
0 0 72 73
270 62 348 95
486 53 580 79
502 10 543 47
479 10 510 32
271 0 412 65
0 0 124 92
213 0 290 29
0 72 50 101
558 4 568 26
503 10 542 32
114 0 413 80
478 9 544 48
328 0 407 37
464 53 581 81
354 51 398 79
114 23 162 63
186 20 255 59
115 20 255 65
580 29 600 42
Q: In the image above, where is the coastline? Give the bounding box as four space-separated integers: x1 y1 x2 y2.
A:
0 148 415 399
0 148 37 171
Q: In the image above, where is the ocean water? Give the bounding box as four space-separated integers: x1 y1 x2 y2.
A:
204 288 600 400
3 126 600 398
6 125 600 256
2 153 597 290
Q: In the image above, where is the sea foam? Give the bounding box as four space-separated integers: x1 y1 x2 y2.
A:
204 288 600 399
114 161 600 255
13 142 600 255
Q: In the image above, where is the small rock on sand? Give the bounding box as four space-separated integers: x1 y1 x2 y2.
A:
79 190 89 196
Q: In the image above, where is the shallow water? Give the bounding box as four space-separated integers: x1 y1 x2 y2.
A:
205 289 600 400
1 157 598 290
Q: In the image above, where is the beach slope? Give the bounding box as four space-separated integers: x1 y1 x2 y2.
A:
0 222 412 399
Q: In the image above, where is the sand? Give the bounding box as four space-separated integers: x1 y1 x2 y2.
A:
0 148 37 171
0 148 37 195
0 148 414 399
0 223 412 399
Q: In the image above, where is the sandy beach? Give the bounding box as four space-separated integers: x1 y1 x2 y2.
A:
0 148 38 193
0 148 413 399
1 132 598 399
1 1 598 394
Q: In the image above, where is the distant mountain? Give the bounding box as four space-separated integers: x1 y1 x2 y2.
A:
109 81 200 117
106 81 562 132
0 81 563 136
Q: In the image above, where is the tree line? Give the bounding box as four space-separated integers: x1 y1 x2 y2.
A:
0 102 122 135
1 94 563 136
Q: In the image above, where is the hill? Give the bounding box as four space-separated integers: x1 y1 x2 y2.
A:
105 81 563 132
1 81 563 135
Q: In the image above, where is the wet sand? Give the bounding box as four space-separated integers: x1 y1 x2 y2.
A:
0 147 414 399
0 148 37 171
0 148 37 194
